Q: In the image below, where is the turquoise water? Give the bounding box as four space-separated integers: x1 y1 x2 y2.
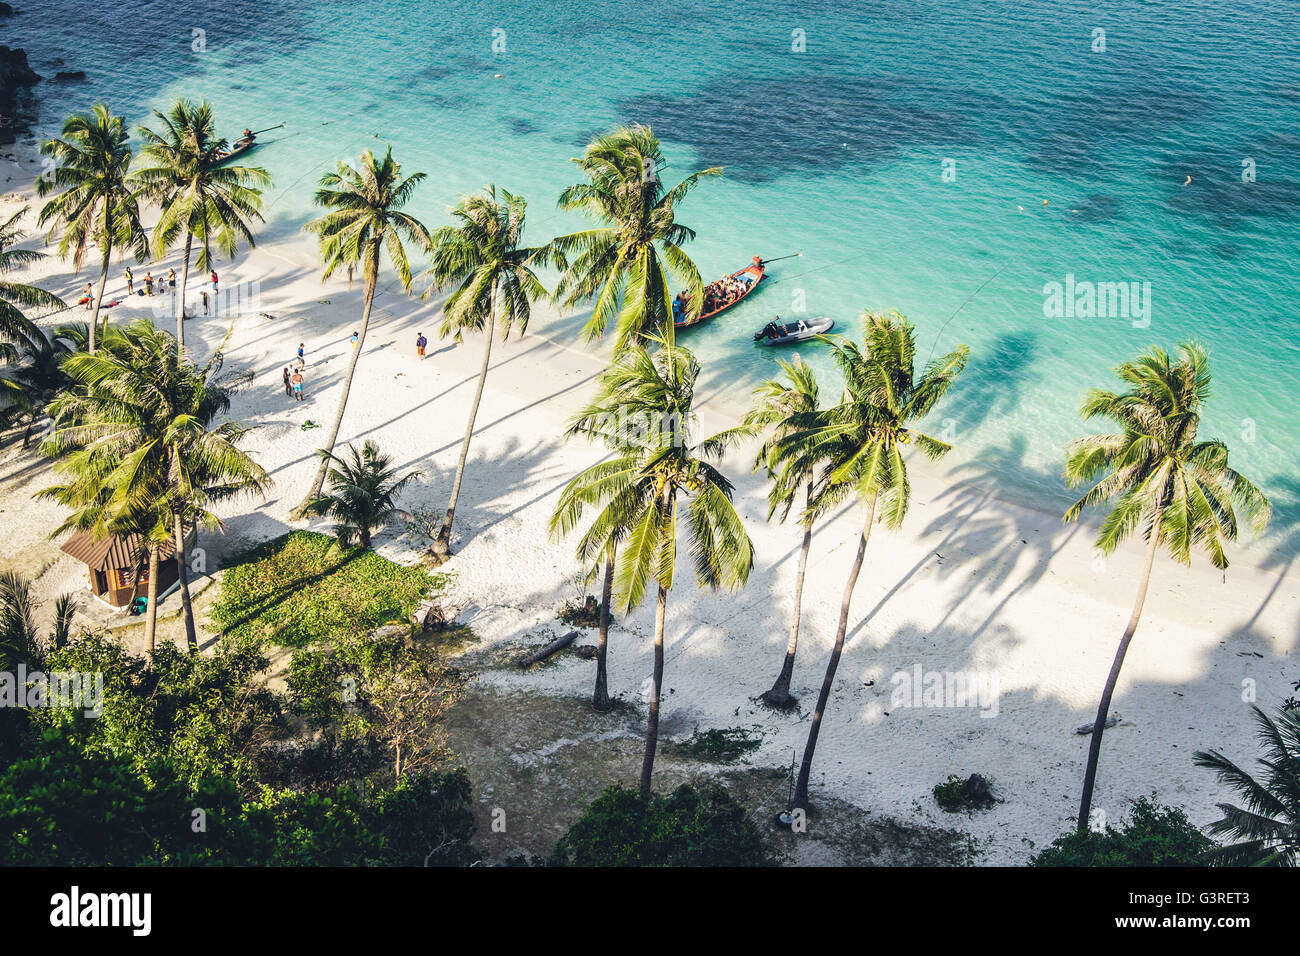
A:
14 0 1300 546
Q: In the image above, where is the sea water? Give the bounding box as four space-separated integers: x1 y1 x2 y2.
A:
12 0 1300 550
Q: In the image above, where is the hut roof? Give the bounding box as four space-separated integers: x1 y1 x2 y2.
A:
59 528 188 571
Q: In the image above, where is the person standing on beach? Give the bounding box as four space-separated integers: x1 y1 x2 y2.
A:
144 273 154 296
210 269 219 292
350 331 359 349
416 332 427 359
82 282 93 310
297 343 305 365
291 368 304 402
124 266 134 295
201 290 209 315
168 268 177 295
283 367 292 397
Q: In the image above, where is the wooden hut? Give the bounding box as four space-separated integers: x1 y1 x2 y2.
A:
59 527 197 608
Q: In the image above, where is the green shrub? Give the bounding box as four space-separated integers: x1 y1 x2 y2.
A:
211 531 436 647
551 782 774 867
1030 797 1214 866
933 773 998 812
675 726 764 763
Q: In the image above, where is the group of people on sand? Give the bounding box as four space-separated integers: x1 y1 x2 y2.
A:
276 330 434 406
283 344 307 402
117 266 220 316
122 266 178 299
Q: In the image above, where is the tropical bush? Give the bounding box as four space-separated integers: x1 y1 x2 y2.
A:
0 728 475 866
1029 797 1213 866
551 783 774 867
303 439 421 548
933 773 999 813
287 627 467 780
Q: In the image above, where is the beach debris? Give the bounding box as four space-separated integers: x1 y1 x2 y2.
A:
571 644 599 660
517 630 579 669
412 597 463 633
1075 715 1119 735
300 419 320 430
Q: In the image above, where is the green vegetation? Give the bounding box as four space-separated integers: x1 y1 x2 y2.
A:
1030 797 1213 867
0 729 475 866
549 124 718 352
35 103 142 353
551 783 773 867
287 627 467 779
303 439 422 549
211 531 435 648
43 319 270 653
675 726 764 763
933 773 999 813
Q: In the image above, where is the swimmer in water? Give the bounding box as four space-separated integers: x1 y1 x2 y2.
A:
1183 174 1192 186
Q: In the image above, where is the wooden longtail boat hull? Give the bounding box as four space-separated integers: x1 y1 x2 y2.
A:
674 261 765 329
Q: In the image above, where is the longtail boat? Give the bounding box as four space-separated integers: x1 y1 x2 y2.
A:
673 255 766 329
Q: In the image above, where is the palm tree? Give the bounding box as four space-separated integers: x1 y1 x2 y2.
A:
304 440 423 548
785 312 968 819
42 318 270 652
550 125 719 353
36 105 145 354
133 99 270 347
293 148 430 516
562 338 753 795
0 207 62 351
743 356 827 709
1064 342 1271 833
1194 705 1300 865
424 185 549 560
0 323 81 446
549 426 634 712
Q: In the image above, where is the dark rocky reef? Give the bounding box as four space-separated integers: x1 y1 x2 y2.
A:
0 45 41 147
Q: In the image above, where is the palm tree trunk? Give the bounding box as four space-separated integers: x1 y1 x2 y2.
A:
762 480 814 710
431 280 497 560
88 244 111 355
639 583 669 798
143 544 160 655
1076 518 1162 832
792 491 877 814
175 234 193 347
593 549 615 712
295 253 379 516
173 511 198 653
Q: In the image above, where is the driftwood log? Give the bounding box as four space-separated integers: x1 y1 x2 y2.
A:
518 631 579 669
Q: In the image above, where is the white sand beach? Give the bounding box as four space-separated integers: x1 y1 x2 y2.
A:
1 159 1295 865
